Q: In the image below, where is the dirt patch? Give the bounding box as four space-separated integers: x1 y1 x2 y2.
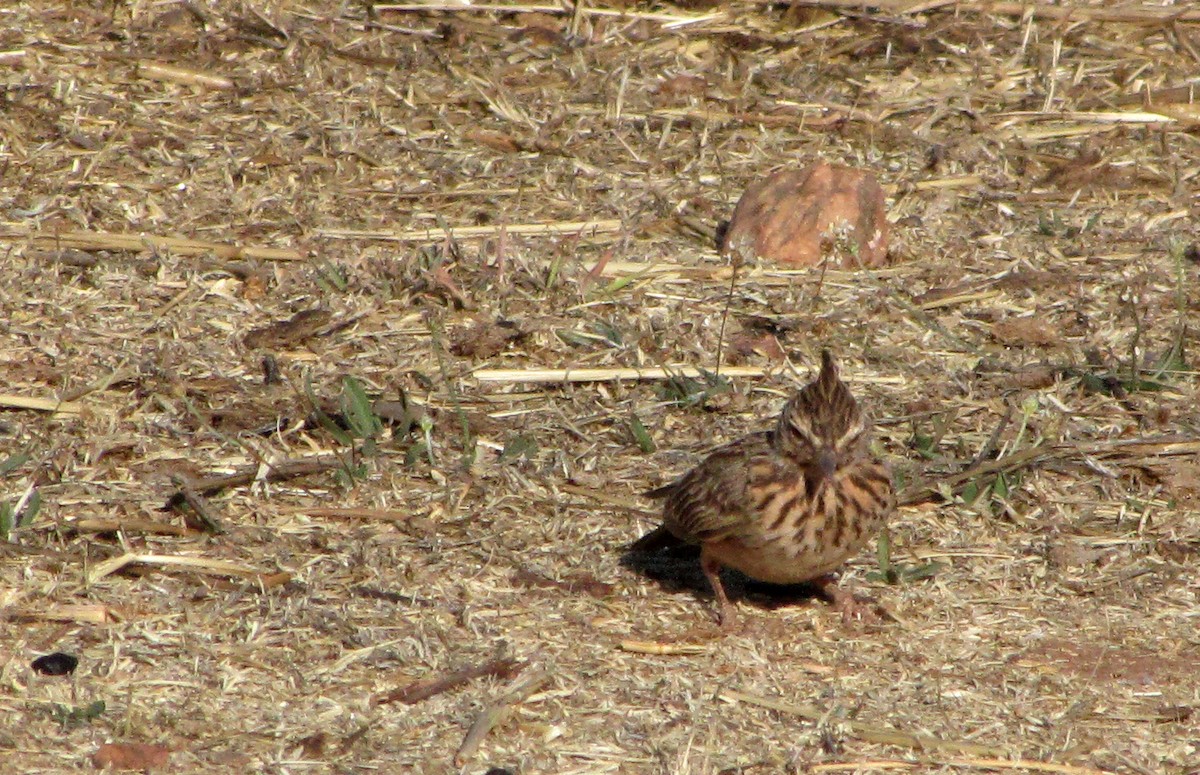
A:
1020 638 1200 688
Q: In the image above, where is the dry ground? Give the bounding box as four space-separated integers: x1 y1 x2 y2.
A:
2 1 1200 773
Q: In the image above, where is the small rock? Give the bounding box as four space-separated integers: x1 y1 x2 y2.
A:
721 161 890 268
31 652 78 676
1008 364 1057 389
91 742 170 770
991 317 1059 348
450 318 526 359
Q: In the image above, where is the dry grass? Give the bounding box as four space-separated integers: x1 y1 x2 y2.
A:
2 1 1200 773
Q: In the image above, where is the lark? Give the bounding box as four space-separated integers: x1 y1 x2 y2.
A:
634 351 894 628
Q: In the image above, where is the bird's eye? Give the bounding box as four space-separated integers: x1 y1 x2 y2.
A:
836 417 867 450
788 416 819 445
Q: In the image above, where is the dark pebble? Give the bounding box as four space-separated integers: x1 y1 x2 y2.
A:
31 652 79 676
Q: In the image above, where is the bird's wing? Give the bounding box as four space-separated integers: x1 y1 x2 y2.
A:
656 432 793 544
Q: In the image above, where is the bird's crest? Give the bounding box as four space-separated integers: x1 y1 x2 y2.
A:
777 350 865 453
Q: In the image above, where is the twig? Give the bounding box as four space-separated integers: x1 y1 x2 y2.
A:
567 0 585 38
597 260 910 284
811 759 1112 775
568 103 880 128
0 394 82 415
886 287 987 357
911 175 984 191
811 764 915 773
964 404 1014 474
456 669 551 764
280 506 418 523
996 110 1177 127
140 285 197 334
1061 566 1158 596
6 603 122 625
60 365 136 402
973 1 1200 24
136 60 234 90
162 455 342 509
86 552 291 587
557 482 654 512
674 213 718 243
579 248 612 292
619 640 706 656
473 365 766 384
899 444 1052 506
68 518 191 537
716 235 750 379
168 475 226 534
375 3 724 26
0 228 303 261
778 0 1200 24
944 758 1113 775
428 315 474 466
899 435 1200 506
1082 434 1200 458
719 688 1006 757
783 0 956 15
316 219 622 242
376 658 523 705
1080 83 1200 110
1102 751 1163 775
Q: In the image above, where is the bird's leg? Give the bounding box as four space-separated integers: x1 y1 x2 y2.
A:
700 550 737 630
811 574 878 624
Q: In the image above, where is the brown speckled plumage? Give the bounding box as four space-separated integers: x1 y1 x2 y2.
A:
636 350 894 628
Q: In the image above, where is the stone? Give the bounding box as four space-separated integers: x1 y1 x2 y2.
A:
721 161 890 268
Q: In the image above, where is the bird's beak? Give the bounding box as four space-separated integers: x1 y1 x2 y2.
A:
816 448 838 479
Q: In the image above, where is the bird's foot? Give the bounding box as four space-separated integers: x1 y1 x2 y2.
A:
812 575 880 626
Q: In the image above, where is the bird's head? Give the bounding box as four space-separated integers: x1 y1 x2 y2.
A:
775 350 869 482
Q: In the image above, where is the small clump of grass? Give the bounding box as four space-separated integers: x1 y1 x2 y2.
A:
339 376 384 452
959 396 1042 519
51 700 105 728
656 367 731 409
305 375 383 484
868 529 944 585
628 414 656 453
312 256 349 295
498 433 538 464
1 452 39 541
907 409 958 461
555 319 625 350
427 314 476 468
1078 246 1189 397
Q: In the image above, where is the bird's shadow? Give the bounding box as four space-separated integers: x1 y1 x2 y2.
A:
620 545 827 611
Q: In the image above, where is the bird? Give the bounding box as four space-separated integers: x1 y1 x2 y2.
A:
632 350 894 629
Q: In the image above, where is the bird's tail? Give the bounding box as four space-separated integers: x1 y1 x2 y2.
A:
628 524 687 553
642 482 672 499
